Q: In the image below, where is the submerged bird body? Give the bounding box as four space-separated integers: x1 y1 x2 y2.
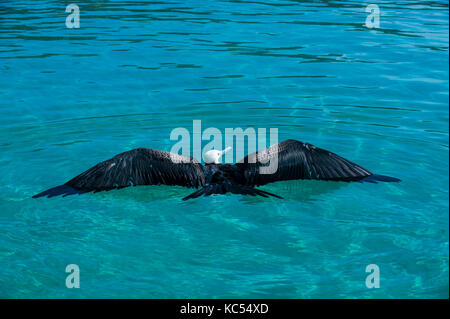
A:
183 164 282 200
33 139 400 200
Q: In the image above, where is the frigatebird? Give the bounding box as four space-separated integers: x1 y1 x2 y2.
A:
32 139 400 200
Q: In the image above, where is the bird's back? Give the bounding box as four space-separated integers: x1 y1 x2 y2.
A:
203 164 247 186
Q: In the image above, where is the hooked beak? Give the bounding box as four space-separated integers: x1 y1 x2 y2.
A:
220 146 232 156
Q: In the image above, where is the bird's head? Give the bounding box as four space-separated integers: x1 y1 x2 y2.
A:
204 147 232 164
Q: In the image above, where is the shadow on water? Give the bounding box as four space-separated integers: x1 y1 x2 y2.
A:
254 179 347 202
90 184 191 202
89 179 347 204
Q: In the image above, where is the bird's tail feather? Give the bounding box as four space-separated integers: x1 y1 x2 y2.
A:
359 174 401 184
32 184 87 198
182 184 283 201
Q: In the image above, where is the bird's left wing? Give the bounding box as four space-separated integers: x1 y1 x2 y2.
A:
235 139 373 186
33 148 205 198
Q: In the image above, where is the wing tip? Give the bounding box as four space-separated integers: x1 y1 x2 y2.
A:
360 174 401 184
32 185 87 198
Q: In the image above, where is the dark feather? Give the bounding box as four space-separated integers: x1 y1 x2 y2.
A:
32 185 87 198
236 139 374 186
359 174 401 184
182 183 283 201
33 148 205 198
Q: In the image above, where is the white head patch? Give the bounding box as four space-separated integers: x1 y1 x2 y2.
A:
203 147 232 164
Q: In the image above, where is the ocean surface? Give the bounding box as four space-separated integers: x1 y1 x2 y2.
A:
0 0 448 298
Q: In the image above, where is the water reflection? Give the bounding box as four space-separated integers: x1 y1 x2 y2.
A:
86 178 348 204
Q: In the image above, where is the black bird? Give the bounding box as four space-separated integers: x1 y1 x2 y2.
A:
32 139 400 200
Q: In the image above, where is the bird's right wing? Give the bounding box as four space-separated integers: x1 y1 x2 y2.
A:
33 148 205 198
235 139 373 186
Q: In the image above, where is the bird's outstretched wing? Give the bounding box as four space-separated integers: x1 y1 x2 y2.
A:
235 139 373 186
33 148 205 198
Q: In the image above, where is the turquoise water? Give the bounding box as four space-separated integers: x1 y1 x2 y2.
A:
0 0 448 298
